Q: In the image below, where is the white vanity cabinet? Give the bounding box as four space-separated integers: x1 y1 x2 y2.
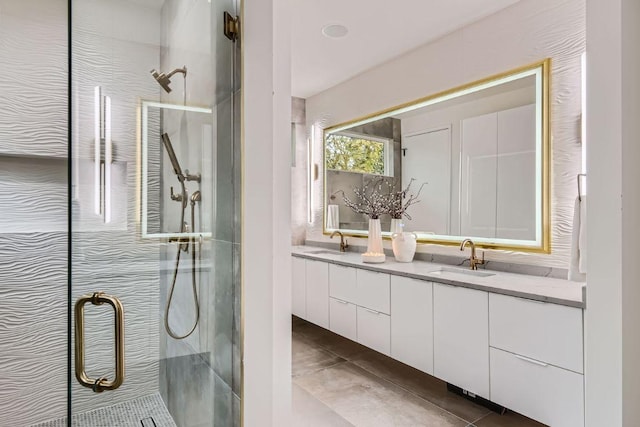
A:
433 283 490 398
489 294 585 427
304 259 329 328
326 264 391 353
390 276 434 375
291 257 306 318
291 253 586 427
329 298 357 341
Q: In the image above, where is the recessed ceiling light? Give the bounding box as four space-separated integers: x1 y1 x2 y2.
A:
322 24 349 39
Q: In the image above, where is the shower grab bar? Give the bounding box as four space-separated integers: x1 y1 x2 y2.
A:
74 292 125 393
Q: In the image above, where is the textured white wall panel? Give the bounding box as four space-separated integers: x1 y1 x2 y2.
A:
0 0 67 158
0 233 67 426
305 0 585 269
70 0 163 416
0 1 164 425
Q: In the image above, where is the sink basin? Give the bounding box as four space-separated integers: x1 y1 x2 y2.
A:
306 250 345 256
429 266 495 277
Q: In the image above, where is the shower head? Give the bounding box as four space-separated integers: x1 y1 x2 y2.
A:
150 66 187 93
161 133 184 180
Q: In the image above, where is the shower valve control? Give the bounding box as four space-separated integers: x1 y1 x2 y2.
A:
170 186 184 203
184 169 201 183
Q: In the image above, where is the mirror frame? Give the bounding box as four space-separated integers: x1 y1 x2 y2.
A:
140 100 213 239
322 59 551 253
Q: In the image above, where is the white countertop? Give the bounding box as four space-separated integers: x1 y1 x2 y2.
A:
291 246 586 308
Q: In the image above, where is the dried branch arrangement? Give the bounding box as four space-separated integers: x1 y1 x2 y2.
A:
386 178 426 220
336 177 426 220
336 177 390 219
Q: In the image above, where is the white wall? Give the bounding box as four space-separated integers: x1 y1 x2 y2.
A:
242 0 292 425
305 0 584 269
585 0 640 425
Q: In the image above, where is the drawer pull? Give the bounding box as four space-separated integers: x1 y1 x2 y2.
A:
334 299 349 305
363 307 380 315
515 354 548 367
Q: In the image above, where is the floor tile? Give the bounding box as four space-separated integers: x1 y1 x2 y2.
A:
294 362 468 427
350 350 492 423
292 317 371 360
292 333 346 377
293 383 354 427
473 411 547 427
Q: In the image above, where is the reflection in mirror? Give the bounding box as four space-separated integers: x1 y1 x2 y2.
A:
324 60 549 252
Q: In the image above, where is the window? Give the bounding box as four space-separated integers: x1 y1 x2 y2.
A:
325 132 393 176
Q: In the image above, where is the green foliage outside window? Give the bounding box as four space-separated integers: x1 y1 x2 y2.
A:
325 134 385 175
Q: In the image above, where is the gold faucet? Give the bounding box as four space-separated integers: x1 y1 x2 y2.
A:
330 231 349 252
460 238 485 270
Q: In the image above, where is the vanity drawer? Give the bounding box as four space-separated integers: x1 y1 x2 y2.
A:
356 269 390 314
329 264 357 304
357 306 390 355
329 298 357 341
489 293 583 373
490 347 584 427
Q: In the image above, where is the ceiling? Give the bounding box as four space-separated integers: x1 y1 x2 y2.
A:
291 0 521 99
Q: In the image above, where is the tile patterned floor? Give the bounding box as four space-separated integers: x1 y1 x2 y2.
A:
32 393 177 427
292 316 547 427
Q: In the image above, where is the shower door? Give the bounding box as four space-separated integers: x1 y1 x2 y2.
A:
68 0 241 426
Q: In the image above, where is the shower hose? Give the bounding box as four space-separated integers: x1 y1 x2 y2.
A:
164 180 200 340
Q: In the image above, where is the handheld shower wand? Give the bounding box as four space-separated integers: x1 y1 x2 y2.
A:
161 133 184 181
161 133 202 340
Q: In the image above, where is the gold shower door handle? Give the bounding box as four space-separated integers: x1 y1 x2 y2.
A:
74 292 125 392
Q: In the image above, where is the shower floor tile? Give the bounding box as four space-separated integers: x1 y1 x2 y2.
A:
32 393 177 427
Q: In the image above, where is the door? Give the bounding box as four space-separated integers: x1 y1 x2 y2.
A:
69 1 241 426
401 128 451 234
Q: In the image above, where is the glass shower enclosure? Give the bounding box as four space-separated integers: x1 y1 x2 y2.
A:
0 0 241 426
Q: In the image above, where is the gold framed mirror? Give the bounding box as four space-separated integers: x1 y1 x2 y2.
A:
323 59 550 253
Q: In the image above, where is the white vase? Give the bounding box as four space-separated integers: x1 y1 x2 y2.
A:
391 232 418 262
390 218 403 234
363 218 385 263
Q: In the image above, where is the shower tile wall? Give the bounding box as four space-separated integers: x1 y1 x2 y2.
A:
70 0 163 415
0 1 69 425
158 0 241 426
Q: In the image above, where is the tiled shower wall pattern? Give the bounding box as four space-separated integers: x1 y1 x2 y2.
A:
71 0 163 416
0 0 167 425
158 1 242 425
0 1 69 426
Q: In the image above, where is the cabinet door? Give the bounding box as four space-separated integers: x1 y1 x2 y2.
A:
433 283 489 398
490 347 584 427
291 257 306 318
357 306 391 355
329 264 357 304
356 269 390 314
390 276 433 374
490 293 583 373
305 260 329 328
329 298 357 341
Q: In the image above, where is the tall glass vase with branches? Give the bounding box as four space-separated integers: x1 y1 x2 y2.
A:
337 177 389 262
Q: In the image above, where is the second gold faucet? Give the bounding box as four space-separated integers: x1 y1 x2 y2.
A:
460 238 485 270
330 231 349 252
